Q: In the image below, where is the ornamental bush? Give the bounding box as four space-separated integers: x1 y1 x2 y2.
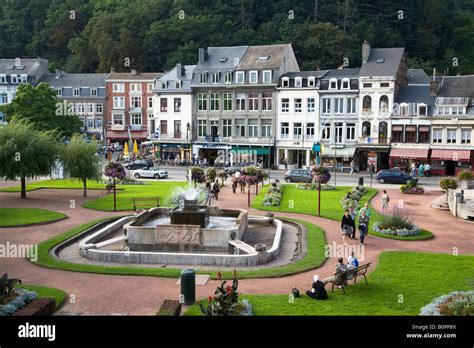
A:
458 171 473 181
439 177 458 191
420 291 474 316
190 167 206 184
104 161 126 180
311 165 331 184
262 183 284 206
373 207 421 236
206 167 217 182
0 289 38 316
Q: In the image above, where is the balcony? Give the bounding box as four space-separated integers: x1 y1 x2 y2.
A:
129 106 142 113
358 137 390 145
130 124 143 131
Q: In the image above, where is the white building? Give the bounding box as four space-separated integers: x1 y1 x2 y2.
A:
152 64 195 163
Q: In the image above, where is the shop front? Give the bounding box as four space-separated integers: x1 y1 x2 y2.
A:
158 143 191 163
355 147 390 172
231 146 272 168
320 147 356 173
193 143 232 166
430 149 473 176
389 147 430 173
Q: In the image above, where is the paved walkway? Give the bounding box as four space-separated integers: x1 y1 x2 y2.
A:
0 183 473 315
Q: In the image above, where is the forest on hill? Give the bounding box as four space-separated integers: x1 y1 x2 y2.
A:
0 0 473 74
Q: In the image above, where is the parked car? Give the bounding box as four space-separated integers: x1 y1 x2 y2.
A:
376 169 416 184
284 169 312 183
132 167 168 179
125 159 154 170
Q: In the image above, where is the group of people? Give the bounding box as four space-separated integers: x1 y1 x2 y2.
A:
204 180 221 206
340 203 371 245
230 171 247 194
410 162 431 178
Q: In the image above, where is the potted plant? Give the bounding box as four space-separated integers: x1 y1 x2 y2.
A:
400 178 424 194
439 177 458 202
457 171 474 189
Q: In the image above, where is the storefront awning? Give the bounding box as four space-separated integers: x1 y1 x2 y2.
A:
321 147 355 158
390 148 429 159
431 149 471 161
231 146 270 155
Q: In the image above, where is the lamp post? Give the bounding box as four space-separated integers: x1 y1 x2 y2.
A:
268 134 272 185
186 122 191 181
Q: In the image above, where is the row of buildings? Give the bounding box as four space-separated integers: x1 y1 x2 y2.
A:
1 41 473 176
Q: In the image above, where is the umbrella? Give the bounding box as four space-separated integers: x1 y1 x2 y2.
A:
133 140 139 155
124 142 129 156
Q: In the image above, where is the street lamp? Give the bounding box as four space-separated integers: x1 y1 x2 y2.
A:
186 122 191 180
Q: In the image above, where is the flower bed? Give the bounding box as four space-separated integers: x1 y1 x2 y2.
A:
262 183 284 206
297 183 336 191
372 222 421 236
373 207 421 237
340 187 367 210
400 178 424 194
420 291 474 316
0 289 38 316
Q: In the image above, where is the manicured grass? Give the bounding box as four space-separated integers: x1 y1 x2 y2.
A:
0 179 106 192
17 284 67 309
252 185 433 240
30 217 327 280
185 251 474 316
0 208 67 227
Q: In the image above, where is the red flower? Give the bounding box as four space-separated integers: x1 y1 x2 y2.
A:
208 296 213 303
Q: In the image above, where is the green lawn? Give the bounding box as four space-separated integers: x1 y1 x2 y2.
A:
252 185 432 240
185 251 474 316
0 208 67 227
17 284 67 310
0 179 106 192
30 217 327 280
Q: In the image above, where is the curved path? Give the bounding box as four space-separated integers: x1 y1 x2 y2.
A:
0 184 472 315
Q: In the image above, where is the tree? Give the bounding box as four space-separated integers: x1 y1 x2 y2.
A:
0 122 59 199
60 134 101 197
0 83 81 138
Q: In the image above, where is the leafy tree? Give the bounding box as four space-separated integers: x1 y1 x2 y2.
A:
0 83 81 138
0 122 59 199
60 134 102 197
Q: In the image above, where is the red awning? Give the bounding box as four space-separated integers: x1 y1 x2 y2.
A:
390 148 429 159
431 149 471 161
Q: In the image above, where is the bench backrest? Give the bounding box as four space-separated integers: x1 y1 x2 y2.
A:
343 263 371 276
131 197 160 203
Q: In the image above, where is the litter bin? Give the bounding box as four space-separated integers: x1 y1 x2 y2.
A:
358 177 364 187
180 269 196 305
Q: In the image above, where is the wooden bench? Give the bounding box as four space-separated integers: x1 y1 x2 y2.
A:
330 263 371 295
101 183 115 195
130 197 160 212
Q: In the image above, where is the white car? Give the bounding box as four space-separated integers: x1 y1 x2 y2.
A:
132 167 168 179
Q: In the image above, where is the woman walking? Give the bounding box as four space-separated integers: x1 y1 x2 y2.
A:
381 190 390 212
231 174 238 194
341 210 355 246
358 210 369 245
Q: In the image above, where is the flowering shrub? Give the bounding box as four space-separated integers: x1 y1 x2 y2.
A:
217 170 228 185
190 167 206 184
0 289 38 316
401 178 424 194
256 168 268 183
206 167 217 182
340 187 366 210
311 165 331 184
420 291 474 316
298 183 336 190
262 183 283 206
373 207 421 236
104 161 126 180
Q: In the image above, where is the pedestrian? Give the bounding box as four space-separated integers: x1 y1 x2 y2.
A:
283 158 288 170
424 163 431 177
369 163 375 175
381 190 390 212
418 162 425 177
411 162 417 177
358 210 369 244
212 180 220 200
239 179 246 194
350 160 355 175
341 210 355 246
231 174 238 194
349 206 357 239
204 181 213 206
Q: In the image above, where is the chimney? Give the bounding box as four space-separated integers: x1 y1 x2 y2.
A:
430 80 439 96
198 48 208 63
176 63 182 77
55 69 62 79
131 69 138 76
362 40 371 64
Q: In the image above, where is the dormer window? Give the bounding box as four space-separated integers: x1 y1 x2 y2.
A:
224 72 232 84
161 81 166 89
308 77 315 87
73 88 80 96
91 88 97 97
329 78 338 90
295 77 302 88
249 71 258 84
0 74 6 83
400 103 409 116
199 73 207 84
20 74 27 83
10 74 18 84
236 71 245 84
341 78 350 89
418 103 427 116
56 88 62 96
282 77 289 88
176 81 181 89
212 72 220 84
263 70 272 84
258 56 269 62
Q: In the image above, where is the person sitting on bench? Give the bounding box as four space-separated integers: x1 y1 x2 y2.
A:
306 275 328 300
346 252 359 280
322 257 347 286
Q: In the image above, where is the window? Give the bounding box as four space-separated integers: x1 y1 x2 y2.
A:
76 103 84 114
112 113 124 125
56 88 62 96
161 81 166 89
461 129 471 144
405 126 417 143
73 88 80 96
223 119 232 137
95 117 103 128
130 84 141 92
293 123 302 140
0 75 6 83
379 95 389 113
249 93 258 111
10 74 18 84
362 121 371 137
280 122 289 139
249 71 258 84
131 113 142 126
175 81 181 89
223 93 232 111
262 93 272 111
78 117 85 127
210 93 220 111
334 98 343 114
113 84 124 93
308 77 315 87
400 103 410 116
329 79 338 90
1 93 7 104
20 74 27 83
235 119 245 137
261 120 271 137
282 78 289 87
91 88 97 97
148 97 153 109
212 72 220 84
224 72 232 84
362 96 372 112
174 98 181 112
210 120 219 141
346 123 356 140
341 79 350 89
236 93 246 111
198 119 207 137
236 71 245 84
307 98 315 112
447 129 457 144
306 123 315 139
451 106 463 115
199 73 207 84
380 82 389 88
322 98 331 114
363 83 372 88
160 98 168 112
131 96 142 108
87 103 94 114
294 98 302 112
198 93 207 111
295 78 302 88
433 128 443 143
418 126 430 143
248 119 258 137
113 97 125 109
392 126 404 142
96 103 103 114
347 98 356 114
160 120 168 135
437 106 448 115
174 121 181 138
335 123 343 143
87 117 94 129
322 126 331 140
281 98 290 112
147 83 153 92
263 70 272 83
418 104 427 116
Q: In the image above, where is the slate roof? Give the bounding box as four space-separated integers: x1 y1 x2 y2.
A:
359 47 405 77
154 65 195 92
437 75 474 97
106 72 163 81
321 68 360 79
237 44 293 70
0 58 47 76
407 69 430 85
194 46 248 71
395 85 436 104
40 73 107 88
